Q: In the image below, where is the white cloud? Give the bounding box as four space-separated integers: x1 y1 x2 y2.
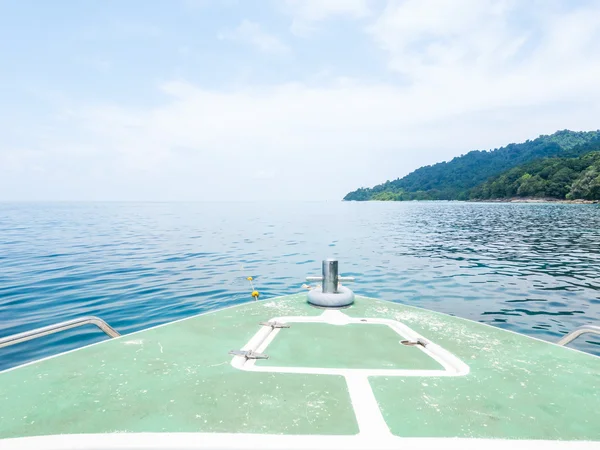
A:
368 0 600 82
12 68 597 201
284 0 370 21
289 19 316 38
362 0 600 124
284 0 370 36
3 1 600 201
218 20 289 54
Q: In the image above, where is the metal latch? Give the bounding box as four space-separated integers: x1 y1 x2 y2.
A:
259 321 290 329
401 339 428 347
229 349 269 360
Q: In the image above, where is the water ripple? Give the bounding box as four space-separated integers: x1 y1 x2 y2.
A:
1 201 599 370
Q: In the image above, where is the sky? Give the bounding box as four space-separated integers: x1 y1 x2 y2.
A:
1 0 599 201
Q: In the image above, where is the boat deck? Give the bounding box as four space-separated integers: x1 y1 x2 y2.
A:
1 294 599 442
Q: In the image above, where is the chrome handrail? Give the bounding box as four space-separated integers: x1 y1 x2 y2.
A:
0 316 120 349
557 325 600 347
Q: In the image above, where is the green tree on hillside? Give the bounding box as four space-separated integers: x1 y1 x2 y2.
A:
568 166 600 200
344 130 600 201
471 152 600 201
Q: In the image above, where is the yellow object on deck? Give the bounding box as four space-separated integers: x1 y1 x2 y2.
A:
241 266 259 300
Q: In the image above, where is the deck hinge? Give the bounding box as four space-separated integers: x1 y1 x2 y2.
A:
259 321 290 329
401 339 429 347
229 349 269 360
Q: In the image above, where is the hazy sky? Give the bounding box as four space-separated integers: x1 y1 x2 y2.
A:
1 0 599 201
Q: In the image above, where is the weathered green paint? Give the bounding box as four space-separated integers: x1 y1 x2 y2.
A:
259 323 442 370
344 298 600 440
0 295 358 438
1 294 599 441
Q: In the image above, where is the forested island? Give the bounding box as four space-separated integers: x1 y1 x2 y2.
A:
344 130 600 202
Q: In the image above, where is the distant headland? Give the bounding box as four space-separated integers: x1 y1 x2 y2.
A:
344 130 600 202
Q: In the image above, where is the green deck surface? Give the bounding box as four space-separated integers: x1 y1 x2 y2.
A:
0 296 358 438
345 300 600 440
1 294 599 440
258 323 442 370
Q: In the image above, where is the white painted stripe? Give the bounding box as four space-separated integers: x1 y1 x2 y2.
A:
345 375 391 437
238 365 457 377
233 312 470 377
2 432 599 450
230 309 471 439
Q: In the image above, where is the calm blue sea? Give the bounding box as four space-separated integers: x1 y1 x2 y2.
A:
1 201 599 370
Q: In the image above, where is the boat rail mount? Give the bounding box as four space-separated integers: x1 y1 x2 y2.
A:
0 316 120 350
557 325 600 347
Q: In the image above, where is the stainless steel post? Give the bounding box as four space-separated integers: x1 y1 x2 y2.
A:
322 259 339 293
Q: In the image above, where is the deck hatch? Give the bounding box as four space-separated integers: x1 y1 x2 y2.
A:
230 310 469 377
256 323 442 370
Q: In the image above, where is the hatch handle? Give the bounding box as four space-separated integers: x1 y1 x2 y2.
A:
259 321 290 329
401 339 430 348
229 349 269 360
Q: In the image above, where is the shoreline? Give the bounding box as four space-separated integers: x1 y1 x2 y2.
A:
469 197 599 204
345 198 599 204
